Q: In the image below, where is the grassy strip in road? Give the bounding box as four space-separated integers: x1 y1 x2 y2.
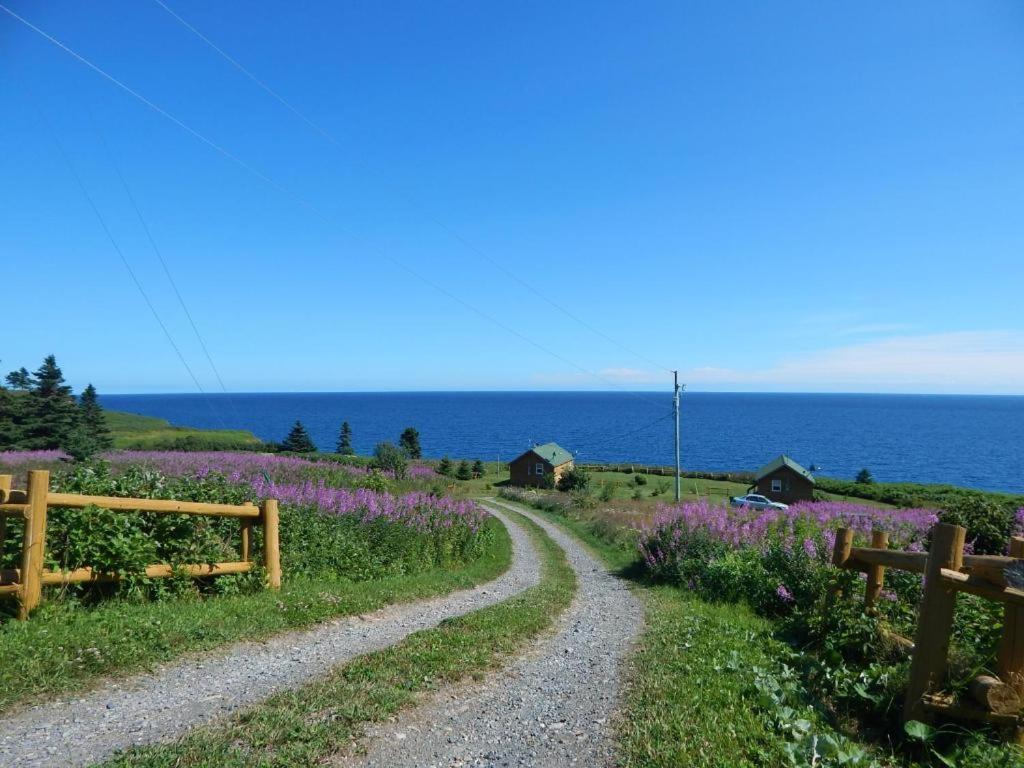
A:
100 509 575 767
0 516 510 714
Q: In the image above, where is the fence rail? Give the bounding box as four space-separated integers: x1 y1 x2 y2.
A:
833 523 1024 742
0 470 281 620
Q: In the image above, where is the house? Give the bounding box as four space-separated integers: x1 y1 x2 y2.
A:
751 454 815 504
508 442 574 488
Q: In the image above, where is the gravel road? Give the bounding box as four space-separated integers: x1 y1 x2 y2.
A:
337 499 644 768
0 507 539 768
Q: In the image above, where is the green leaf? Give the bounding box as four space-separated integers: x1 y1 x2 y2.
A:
903 719 933 742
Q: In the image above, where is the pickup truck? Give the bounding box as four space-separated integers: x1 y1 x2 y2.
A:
729 493 789 511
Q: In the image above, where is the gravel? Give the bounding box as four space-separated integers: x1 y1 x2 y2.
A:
336 499 645 768
0 507 540 768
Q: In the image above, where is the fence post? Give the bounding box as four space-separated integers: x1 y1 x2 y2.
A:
240 503 256 563
903 522 966 723
831 528 853 568
997 537 1024 706
0 474 10 560
865 530 889 611
261 499 281 590
18 470 50 620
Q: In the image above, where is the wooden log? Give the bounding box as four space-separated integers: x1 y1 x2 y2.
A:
0 584 19 596
903 523 966 723
40 561 252 585
865 530 889 610
848 548 927 574
938 568 1024 607
0 474 9 562
240 518 253 562
0 504 29 517
18 470 50 620
970 675 1022 715
262 499 281 590
832 528 854 568
998 537 1024 699
45 492 260 518
922 693 1021 726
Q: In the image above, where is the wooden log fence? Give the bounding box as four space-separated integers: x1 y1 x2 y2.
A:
0 470 281 620
833 522 1024 742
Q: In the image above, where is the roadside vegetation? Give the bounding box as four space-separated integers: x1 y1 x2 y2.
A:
0 452 500 711
501 487 1024 767
99 509 576 768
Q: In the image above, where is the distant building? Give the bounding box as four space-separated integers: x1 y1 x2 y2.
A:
508 442 574 488
752 455 815 504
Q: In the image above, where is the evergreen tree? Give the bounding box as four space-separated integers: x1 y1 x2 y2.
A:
437 456 453 476
855 468 874 485
455 460 472 481
5 367 31 390
78 384 113 451
22 355 80 450
336 421 354 455
0 386 22 450
398 427 422 459
281 420 317 453
472 459 485 478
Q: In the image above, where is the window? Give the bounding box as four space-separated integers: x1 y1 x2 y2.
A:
536 463 545 476
771 479 783 493
526 463 532 475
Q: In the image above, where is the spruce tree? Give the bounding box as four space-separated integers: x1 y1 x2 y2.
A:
398 427 422 459
281 420 317 453
455 460 472 481
472 459 485 478
79 383 113 451
437 456 453 476
4 367 31 390
23 355 80 450
0 386 22 450
336 421 354 455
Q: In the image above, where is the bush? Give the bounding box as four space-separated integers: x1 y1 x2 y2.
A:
455 460 472 481
633 474 648 486
372 442 408 480
557 467 591 493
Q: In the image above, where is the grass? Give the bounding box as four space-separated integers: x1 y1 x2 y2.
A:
619 586 791 767
105 410 262 450
99 509 576 767
0 516 510 714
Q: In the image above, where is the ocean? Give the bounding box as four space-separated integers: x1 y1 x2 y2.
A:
99 392 1024 494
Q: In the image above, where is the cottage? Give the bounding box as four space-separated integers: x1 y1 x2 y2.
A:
752 454 815 504
508 442 574 488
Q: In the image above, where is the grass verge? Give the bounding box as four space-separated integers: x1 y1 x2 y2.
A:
99 509 575 767
0 516 510 714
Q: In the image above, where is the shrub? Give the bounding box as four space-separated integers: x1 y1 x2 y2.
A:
455 460 472 481
373 442 408 480
437 456 453 476
633 473 648 486
557 467 591 493
855 468 874 484
599 481 616 502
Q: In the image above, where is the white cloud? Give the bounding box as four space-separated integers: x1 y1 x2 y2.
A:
684 331 1024 394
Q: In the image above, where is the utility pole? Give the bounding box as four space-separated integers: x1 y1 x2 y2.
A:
673 371 681 502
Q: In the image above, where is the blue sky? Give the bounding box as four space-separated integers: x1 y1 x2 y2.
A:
2 1 1023 394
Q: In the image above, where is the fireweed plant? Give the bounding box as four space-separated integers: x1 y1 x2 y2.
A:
0 454 488 613
638 500 1019 762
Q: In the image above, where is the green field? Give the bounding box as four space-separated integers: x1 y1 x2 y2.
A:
105 411 262 450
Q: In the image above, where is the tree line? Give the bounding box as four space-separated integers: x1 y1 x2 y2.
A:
0 355 112 459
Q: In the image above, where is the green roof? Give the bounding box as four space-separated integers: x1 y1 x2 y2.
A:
754 454 815 484
523 442 574 467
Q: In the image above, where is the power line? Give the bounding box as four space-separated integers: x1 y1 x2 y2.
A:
1 2 665 404
22 86 228 428
150 0 673 374
88 108 244 423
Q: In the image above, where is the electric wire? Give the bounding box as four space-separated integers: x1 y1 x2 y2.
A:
22 88 228 428
88 108 244 423
150 0 673 375
0 3 664 404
